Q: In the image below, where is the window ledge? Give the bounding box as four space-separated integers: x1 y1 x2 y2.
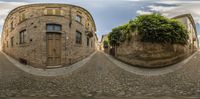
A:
75 20 83 26
46 30 62 33
18 19 28 25
75 44 83 47
44 15 64 17
19 43 29 47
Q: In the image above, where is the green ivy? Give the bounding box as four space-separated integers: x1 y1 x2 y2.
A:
135 14 189 44
103 40 109 48
108 14 189 46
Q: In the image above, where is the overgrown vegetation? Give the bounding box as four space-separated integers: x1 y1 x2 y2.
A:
103 40 109 48
108 14 189 46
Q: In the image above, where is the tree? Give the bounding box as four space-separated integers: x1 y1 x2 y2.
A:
108 14 189 45
103 40 109 48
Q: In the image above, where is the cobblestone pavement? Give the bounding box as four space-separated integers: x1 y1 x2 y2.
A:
1 96 200 99
0 51 200 98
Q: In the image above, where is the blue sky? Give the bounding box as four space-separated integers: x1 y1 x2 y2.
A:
0 0 200 41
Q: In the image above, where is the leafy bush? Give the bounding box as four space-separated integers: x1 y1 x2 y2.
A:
108 25 124 46
103 40 109 48
134 14 189 44
108 14 189 46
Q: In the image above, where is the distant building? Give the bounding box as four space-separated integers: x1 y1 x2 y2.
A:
0 37 1 51
172 14 199 52
100 34 109 51
1 4 97 68
198 35 200 47
94 34 99 51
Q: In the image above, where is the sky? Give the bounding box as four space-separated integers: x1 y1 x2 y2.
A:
0 0 200 41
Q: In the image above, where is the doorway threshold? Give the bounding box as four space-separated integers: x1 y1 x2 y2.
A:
46 65 62 69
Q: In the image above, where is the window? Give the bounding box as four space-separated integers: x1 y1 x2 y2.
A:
47 9 53 15
10 21 14 31
76 15 82 23
46 8 62 16
55 9 61 15
76 31 82 44
7 41 8 48
87 37 89 46
5 29 8 37
19 13 26 23
46 24 62 31
11 37 14 47
19 30 26 44
87 38 89 46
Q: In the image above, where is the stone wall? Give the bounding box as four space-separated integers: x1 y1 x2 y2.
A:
0 37 1 51
115 35 194 68
2 4 96 68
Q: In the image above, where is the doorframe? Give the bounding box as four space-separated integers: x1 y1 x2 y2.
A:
46 32 62 67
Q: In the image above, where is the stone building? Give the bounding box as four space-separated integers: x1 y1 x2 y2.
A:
172 14 199 52
94 34 99 51
1 4 97 68
0 37 1 51
100 34 109 51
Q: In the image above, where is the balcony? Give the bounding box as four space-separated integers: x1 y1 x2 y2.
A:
85 30 93 38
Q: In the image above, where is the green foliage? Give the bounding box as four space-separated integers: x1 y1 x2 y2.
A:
135 14 189 44
103 40 109 48
108 25 123 46
108 14 189 45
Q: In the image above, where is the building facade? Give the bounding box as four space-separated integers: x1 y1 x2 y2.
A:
100 34 108 51
172 14 199 52
1 4 97 68
0 37 1 51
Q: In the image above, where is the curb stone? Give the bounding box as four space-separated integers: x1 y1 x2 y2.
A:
103 51 199 76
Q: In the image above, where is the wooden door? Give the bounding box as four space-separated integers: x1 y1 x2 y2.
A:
47 33 61 66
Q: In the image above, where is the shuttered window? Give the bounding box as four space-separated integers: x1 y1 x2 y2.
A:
46 8 62 16
10 21 14 31
76 15 82 23
55 9 61 15
47 9 53 15
11 37 14 47
46 24 62 31
76 31 82 44
87 37 89 46
19 30 26 44
19 13 26 23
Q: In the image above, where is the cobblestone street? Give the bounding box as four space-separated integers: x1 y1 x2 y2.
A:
0 51 200 98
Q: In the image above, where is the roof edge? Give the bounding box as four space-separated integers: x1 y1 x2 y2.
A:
3 3 96 33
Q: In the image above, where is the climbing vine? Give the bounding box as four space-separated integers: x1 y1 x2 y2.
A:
108 14 189 46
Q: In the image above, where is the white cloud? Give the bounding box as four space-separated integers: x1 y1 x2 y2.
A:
0 19 4 26
128 0 144 1
157 0 200 4
0 1 28 33
161 4 200 24
137 1 200 25
127 0 152 1
148 5 176 12
136 10 152 15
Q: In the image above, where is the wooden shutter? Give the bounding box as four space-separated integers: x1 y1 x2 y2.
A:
47 9 53 15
